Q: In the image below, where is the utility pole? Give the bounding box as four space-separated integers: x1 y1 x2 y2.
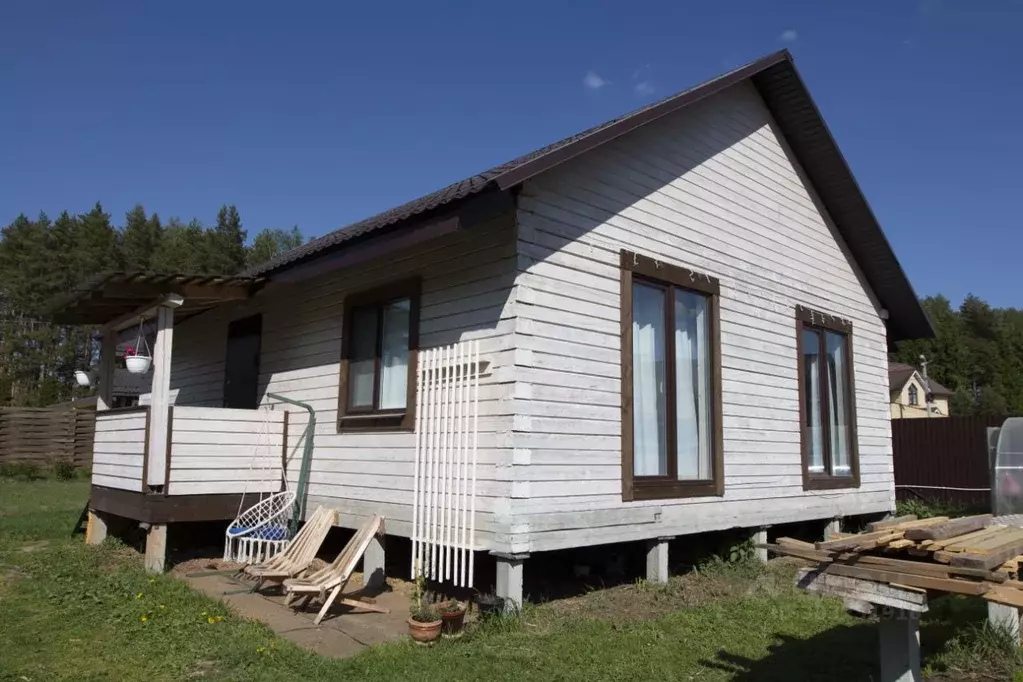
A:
920 354 933 419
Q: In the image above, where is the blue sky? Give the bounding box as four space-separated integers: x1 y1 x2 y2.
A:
2 1 1021 307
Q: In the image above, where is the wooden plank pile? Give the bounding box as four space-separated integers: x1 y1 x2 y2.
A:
760 514 1023 609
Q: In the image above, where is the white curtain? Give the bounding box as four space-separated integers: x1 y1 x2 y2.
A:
675 291 710 480
803 330 824 472
826 331 851 475
633 284 667 476
379 298 411 409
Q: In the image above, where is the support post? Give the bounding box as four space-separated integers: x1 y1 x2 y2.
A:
988 602 1021 641
97 329 116 412
363 532 386 589
878 612 921 682
752 528 768 562
144 524 168 574
646 537 671 584
86 510 109 545
146 305 175 488
495 554 526 612
825 517 842 540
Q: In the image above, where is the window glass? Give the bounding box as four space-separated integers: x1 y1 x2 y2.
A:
826 330 851 475
379 298 411 409
632 283 668 476
802 328 824 472
347 306 378 408
674 289 712 480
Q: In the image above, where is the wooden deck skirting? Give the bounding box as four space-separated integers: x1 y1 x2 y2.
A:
90 485 246 524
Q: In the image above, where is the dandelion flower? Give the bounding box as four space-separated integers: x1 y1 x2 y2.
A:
141 616 148 623
136 593 143 600
215 616 223 622
159 604 166 610
256 647 265 654
207 617 215 624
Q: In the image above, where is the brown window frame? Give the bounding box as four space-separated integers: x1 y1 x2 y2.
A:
338 278 420 432
795 306 860 491
620 250 724 502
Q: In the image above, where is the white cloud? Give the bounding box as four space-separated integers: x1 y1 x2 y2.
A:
634 81 655 96
583 71 608 90
779 28 798 42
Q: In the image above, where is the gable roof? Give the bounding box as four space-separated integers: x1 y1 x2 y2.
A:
889 362 953 396
249 49 932 342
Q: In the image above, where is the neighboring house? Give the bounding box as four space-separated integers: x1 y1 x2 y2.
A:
889 362 952 419
53 50 933 603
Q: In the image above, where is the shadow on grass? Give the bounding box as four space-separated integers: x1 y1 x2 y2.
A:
702 595 993 681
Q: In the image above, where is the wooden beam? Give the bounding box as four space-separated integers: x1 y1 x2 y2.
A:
904 515 992 541
108 293 184 332
984 586 1023 609
797 569 929 613
950 542 1023 570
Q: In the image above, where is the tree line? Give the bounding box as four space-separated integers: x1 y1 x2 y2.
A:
0 202 303 406
891 295 1023 417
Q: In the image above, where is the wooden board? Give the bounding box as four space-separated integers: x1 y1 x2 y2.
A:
776 537 816 551
932 526 1007 552
866 515 917 532
820 563 990 596
950 542 1023 571
984 586 1023 609
797 569 929 613
964 529 1023 555
904 515 992 541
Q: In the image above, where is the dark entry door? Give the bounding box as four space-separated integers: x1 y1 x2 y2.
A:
223 314 262 409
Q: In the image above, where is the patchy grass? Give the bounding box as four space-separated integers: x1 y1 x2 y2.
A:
0 478 1018 681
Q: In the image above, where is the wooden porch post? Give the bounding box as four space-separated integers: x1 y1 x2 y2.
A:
146 304 175 488
97 328 117 412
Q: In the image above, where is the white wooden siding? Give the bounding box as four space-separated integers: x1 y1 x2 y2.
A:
92 410 148 492
510 80 893 552
166 406 285 495
164 217 517 549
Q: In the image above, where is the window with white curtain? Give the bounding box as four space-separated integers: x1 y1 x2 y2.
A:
339 280 419 431
797 306 858 489
621 251 722 501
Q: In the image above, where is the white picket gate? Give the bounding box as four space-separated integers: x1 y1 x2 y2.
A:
410 340 479 587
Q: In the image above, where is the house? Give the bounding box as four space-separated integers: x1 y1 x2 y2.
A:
889 362 952 418
51 50 933 607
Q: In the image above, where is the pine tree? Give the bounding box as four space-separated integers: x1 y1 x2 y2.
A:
75 202 122 280
152 217 208 273
206 204 247 274
122 204 162 270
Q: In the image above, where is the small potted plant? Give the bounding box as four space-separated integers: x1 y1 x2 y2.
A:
475 591 505 619
407 563 442 644
440 599 467 637
74 369 95 387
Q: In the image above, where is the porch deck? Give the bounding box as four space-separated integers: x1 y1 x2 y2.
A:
90 405 289 523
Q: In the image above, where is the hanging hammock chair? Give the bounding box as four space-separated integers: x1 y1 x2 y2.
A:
224 406 294 564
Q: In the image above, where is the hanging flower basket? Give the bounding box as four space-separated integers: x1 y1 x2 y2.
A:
74 370 94 387
124 320 153 375
125 355 152 374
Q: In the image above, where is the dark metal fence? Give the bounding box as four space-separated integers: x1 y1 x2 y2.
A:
892 415 1005 508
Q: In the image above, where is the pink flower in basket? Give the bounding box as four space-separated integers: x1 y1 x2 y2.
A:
123 345 137 358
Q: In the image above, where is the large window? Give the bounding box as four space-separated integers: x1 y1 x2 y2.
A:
908 384 919 406
620 251 723 501
796 306 859 490
338 279 420 431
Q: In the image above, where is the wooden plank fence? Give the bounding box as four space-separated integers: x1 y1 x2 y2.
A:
892 415 1005 509
0 407 96 468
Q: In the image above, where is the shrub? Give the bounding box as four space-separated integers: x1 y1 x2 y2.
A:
53 459 77 481
0 461 44 480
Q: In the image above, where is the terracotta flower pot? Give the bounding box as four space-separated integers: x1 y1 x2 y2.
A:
407 617 442 643
441 601 467 636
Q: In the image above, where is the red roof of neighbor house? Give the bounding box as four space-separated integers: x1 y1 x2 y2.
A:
889 362 953 396
247 49 932 342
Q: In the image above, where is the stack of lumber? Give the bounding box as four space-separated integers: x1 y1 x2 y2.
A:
760 514 1023 608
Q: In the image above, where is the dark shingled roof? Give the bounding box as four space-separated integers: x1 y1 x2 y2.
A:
889 362 953 396
248 49 932 342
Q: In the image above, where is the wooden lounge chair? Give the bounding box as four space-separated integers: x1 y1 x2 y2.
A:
244 506 337 591
283 515 387 624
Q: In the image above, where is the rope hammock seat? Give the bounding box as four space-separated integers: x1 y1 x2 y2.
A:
223 406 294 564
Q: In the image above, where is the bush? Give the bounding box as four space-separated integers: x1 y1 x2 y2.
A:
53 459 77 480
0 461 44 480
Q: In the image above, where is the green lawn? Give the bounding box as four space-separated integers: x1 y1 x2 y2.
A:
0 478 1017 681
